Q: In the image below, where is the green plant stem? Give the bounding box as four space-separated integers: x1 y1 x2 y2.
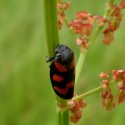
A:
75 51 86 84
75 0 115 84
73 79 115 100
44 0 69 125
56 97 69 125
57 106 69 125
44 0 59 57
110 0 115 4
57 110 62 125
61 110 69 125
73 86 102 100
56 96 69 125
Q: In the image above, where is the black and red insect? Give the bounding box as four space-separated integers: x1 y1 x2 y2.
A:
48 44 75 99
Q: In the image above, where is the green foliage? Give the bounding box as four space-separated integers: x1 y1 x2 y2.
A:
0 0 125 125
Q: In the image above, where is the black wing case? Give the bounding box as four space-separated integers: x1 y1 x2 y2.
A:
50 62 75 99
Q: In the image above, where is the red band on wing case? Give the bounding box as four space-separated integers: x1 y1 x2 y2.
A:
66 81 74 88
54 61 68 72
54 81 74 95
53 74 64 82
54 86 68 95
70 57 75 69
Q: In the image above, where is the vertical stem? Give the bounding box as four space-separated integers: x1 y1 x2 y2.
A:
75 51 86 84
44 0 69 125
109 0 115 5
44 0 59 57
56 96 69 125
62 111 69 125
57 109 62 125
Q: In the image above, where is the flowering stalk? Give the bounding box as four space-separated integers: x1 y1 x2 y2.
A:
44 0 69 125
75 0 115 84
75 51 86 83
89 0 115 45
73 86 102 100
73 79 115 100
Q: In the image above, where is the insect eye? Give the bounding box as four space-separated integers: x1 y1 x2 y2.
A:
56 53 62 58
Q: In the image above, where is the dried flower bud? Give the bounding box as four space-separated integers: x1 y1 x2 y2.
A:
100 88 115 111
110 4 121 17
112 70 125 79
76 11 90 20
57 2 71 11
68 97 87 124
117 90 125 104
102 80 109 89
57 2 70 29
109 16 122 31
103 29 114 45
76 37 89 51
120 0 125 9
99 72 109 79
112 70 125 104
69 20 84 35
103 98 115 111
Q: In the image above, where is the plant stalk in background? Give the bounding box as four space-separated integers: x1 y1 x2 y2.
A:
44 0 69 125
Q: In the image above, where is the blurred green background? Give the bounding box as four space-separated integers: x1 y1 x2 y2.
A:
0 0 125 125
